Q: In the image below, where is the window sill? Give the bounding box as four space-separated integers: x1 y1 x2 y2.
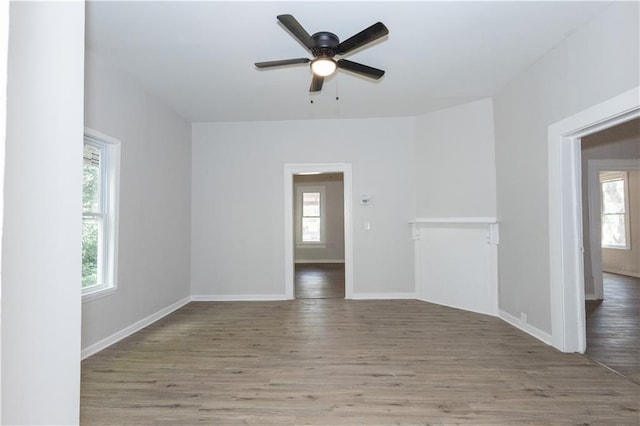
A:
602 245 630 251
296 243 326 249
82 286 117 303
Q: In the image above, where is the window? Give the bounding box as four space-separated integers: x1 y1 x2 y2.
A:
83 129 120 299
302 191 321 242
297 186 325 245
600 171 630 250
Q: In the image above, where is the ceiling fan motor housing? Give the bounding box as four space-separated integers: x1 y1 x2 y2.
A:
311 32 339 58
254 15 388 92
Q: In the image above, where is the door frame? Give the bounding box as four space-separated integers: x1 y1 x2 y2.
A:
548 86 639 353
284 163 354 299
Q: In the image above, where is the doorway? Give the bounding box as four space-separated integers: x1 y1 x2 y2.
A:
283 163 354 300
548 86 639 353
580 119 640 381
293 172 345 299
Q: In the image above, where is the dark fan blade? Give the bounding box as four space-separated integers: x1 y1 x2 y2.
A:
255 58 310 68
337 59 385 79
336 22 388 55
277 14 315 51
310 74 324 92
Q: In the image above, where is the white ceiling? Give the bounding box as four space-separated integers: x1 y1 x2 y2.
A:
86 1 610 123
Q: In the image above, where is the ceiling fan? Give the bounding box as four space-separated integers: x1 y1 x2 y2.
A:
255 14 389 92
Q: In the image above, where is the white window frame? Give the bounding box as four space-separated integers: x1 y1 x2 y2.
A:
82 128 120 302
296 185 326 247
600 171 631 250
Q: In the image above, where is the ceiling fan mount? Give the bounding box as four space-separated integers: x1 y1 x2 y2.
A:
310 32 339 57
255 15 389 93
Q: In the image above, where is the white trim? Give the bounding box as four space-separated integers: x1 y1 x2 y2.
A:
284 163 354 300
191 294 287 301
499 310 552 346
294 259 345 264
599 171 631 250
488 223 500 315
410 217 498 224
584 293 597 301
296 185 326 245
0 0 8 414
81 296 191 360
548 86 639 353
417 297 498 317
587 159 640 299
602 268 640 279
81 286 117 303
351 292 417 300
82 128 121 302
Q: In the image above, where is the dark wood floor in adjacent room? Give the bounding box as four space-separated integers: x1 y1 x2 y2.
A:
295 263 345 299
81 298 639 424
585 272 639 384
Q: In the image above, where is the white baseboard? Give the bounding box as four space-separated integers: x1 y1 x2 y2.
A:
191 294 288 301
81 296 191 360
294 259 345 264
603 268 640 278
351 292 416 300
416 297 497 317
499 309 552 346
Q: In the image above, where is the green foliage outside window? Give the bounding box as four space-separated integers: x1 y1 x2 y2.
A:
82 164 99 288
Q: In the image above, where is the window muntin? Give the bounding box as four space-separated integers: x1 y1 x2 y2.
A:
601 171 630 250
82 130 120 299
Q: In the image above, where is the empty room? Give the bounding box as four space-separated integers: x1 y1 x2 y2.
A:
2 1 639 424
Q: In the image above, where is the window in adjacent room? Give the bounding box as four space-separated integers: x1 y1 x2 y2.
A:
600 171 630 250
82 129 120 300
297 186 325 245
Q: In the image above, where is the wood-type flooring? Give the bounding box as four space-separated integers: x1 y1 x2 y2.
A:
585 272 639 383
81 299 640 424
295 263 345 299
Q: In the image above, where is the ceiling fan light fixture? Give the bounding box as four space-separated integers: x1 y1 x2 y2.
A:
311 57 337 77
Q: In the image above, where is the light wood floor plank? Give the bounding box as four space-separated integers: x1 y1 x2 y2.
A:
81 300 640 424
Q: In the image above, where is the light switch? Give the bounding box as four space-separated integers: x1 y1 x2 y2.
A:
364 221 371 230
360 194 372 205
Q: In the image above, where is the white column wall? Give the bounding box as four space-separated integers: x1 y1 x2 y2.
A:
2 3 85 424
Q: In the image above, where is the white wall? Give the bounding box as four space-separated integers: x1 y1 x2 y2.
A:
192 118 415 297
415 98 497 218
494 2 639 334
0 0 10 418
581 119 640 291
413 99 498 315
82 51 191 350
294 173 345 262
2 3 84 424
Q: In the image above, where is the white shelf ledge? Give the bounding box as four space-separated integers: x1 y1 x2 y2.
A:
410 217 498 225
